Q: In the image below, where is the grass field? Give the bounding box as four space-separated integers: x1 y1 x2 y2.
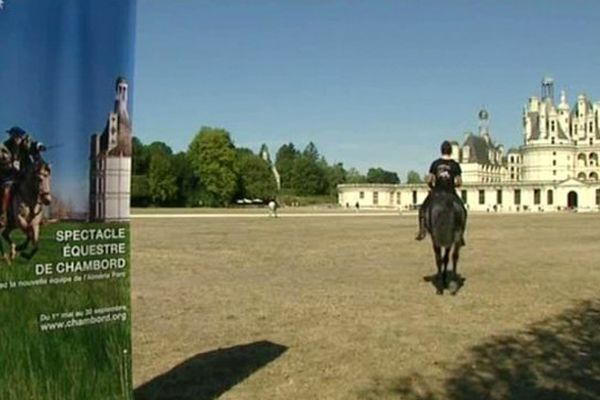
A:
131 213 600 400
0 222 132 400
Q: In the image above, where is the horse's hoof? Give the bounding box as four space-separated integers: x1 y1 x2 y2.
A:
449 280 459 292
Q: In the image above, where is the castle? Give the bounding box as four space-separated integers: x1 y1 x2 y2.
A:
338 78 600 212
89 77 132 221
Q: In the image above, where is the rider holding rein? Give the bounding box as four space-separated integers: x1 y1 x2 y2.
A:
415 140 466 242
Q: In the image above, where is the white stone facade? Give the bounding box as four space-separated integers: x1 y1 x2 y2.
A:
338 78 600 212
89 77 132 221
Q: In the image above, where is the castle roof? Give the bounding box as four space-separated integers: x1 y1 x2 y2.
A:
462 133 502 165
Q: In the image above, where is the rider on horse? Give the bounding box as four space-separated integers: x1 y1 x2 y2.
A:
0 126 47 225
415 140 467 244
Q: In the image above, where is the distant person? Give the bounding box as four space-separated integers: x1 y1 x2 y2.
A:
415 140 466 244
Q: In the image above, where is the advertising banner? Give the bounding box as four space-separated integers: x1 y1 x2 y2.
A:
0 1 136 399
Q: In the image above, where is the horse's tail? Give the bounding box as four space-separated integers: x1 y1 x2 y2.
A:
430 193 460 248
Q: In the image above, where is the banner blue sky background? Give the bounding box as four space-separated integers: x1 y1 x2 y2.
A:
0 0 136 212
134 1 600 178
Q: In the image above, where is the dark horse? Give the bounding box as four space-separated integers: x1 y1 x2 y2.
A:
0 160 52 263
427 190 466 295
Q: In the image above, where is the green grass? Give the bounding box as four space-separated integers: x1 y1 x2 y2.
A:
0 222 132 400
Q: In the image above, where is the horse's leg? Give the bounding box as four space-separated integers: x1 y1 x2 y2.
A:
0 228 6 265
22 224 39 260
2 227 15 262
442 247 450 289
450 244 461 295
452 244 460 275
433 244 443 295
16 228 30 252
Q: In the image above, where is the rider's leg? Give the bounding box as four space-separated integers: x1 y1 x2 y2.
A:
0 185 9 226
415 192 431 240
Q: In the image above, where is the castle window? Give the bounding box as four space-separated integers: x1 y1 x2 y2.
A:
534 189 541 205
461 190 468 203
596 189 600 205
553 151 556 156
551 137 555 144
552 160 556 166
514 189 521 205
478 190 485 205
511 173 515 179
551 121 555 132
373 192 379 205
359 191 364 199
578 172 587 180
590 122 594 133
396 192 401 205
496 190 502 205
412 191 417 205
590 172 598 181
553 170 556 176
590 138 594 145
547 190 554 205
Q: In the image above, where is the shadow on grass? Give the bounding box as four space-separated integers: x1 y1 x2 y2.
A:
134 340 287 400
364 299 600 400
423 272 466 295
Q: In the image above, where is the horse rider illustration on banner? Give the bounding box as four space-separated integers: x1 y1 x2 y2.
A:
0 126 48 227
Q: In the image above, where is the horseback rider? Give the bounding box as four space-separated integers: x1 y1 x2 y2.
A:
0 126 47 225
415 140 467 243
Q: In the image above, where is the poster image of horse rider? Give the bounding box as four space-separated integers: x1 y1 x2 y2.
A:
415 140 467 244
0 126 51 262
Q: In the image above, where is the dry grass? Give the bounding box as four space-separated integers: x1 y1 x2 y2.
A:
131 213 600 400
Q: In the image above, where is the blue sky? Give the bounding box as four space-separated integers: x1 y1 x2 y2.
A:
134 1 600 178
0 0 136 211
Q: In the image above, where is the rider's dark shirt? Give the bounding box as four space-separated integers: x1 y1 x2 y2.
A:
429 158 462 192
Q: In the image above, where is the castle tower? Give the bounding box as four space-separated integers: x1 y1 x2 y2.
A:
541 76 554 103
478 108 491 143
89 77 132 221
260 144 281 191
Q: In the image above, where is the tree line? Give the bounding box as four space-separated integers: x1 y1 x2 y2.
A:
132 126 422 207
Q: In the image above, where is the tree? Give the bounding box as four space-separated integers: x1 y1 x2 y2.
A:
303 141 320 162
346 168 367 184
187 127 238 206
407 170 424 184
171 151 199 206
148 151 177 204
275 143 300 190
146 141 173 156
366 167 400 184
235 148 277 200
326 162 347 195
289 155 328 196
132 136 149 175
131 175 151 206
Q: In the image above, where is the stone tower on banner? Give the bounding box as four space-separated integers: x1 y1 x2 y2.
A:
89 77 132 221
